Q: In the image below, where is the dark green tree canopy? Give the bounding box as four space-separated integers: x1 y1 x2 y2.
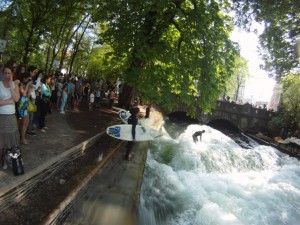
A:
1 0 299 115
231 0 300 80
92 0 238 114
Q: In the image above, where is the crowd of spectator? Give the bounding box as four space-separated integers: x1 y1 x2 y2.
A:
0 60 118 169
221 96 275 111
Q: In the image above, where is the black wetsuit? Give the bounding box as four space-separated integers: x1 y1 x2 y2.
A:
193 131 204 143
126 115 139 159
145 106 151 118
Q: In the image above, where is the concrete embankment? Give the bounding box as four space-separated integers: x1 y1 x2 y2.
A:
45 107 164 225
246 133 300 159
57 141 149 225
0 105 164 225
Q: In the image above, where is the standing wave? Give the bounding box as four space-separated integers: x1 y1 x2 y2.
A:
139 124 300 225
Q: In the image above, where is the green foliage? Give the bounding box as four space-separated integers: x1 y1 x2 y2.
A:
2 0 298 117
268 73 300 133
231 0 300 80
85 44 123 79
92 0 239 115
281 74 300 127
224 56 250 101
6 0 62 64
0 0 92 69
43 0 92 72
268 107 290 136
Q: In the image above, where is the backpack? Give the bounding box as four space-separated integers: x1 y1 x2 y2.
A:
6 147 25 176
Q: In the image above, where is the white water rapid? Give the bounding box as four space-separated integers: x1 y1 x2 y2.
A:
139 123 300 225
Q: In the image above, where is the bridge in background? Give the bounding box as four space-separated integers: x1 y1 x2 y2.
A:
167 100 276 131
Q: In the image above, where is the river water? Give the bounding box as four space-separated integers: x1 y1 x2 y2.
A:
138 122 300 225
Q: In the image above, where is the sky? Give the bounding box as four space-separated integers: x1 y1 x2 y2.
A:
230 28 276 103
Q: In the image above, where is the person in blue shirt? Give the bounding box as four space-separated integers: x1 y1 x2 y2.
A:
0 62 3 81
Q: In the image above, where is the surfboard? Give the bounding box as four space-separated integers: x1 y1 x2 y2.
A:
278 138 290 144
112 106 124 111
106 124 162 141
141 118 155 127
290 137 300 146
118 109 154 127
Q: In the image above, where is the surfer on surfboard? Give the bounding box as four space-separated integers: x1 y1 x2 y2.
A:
192 130 205 143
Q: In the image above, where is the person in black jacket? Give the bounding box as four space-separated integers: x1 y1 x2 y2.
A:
125 107 140 161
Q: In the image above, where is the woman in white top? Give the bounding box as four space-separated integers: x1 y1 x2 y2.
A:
0 63 20 168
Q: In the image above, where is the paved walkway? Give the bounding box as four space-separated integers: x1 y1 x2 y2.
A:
0 106 120 192
0 103 163 225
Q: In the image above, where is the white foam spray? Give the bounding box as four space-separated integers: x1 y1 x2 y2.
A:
139 124 300 225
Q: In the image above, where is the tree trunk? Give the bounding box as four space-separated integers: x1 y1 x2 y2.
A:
1 3 15 40
69 19 91 73
59 14 89 71
118 83 135 110
23 29 34 65
48 12 72 73
44 44 51 73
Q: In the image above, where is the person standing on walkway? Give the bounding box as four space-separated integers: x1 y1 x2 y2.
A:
89 90 95 111
15 64 26 80
56 76 63 111
109 88 116 108
60 83 68 114
125 107 140 161
18 73 32 145
0 63 20 169
15 63 27 121
6 60 17 81
73 77 82 111
39 75 51 132
82 82 90 107
66 78 74 111
279 128 288 140
27 66 40 136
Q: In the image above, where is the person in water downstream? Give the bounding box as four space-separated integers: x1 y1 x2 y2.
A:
125 107 140 161
193 130 205 143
